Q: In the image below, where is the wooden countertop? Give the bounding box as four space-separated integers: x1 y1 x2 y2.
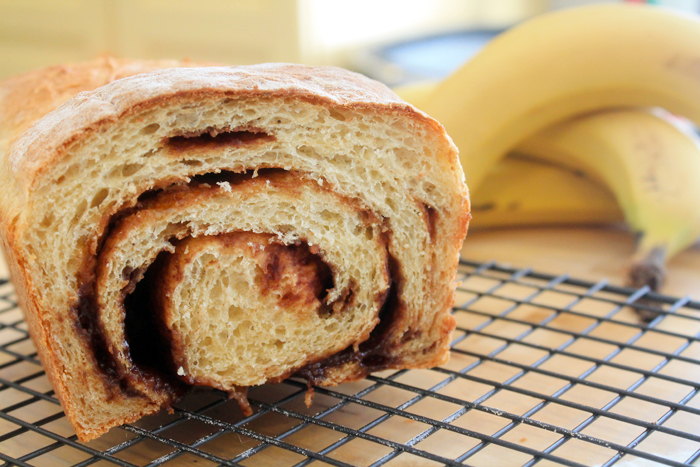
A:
461 226 700 301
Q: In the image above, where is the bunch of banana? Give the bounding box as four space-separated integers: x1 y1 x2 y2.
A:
472 154 623 229
521 109 700 291
394 82 623 229
396 3 700 294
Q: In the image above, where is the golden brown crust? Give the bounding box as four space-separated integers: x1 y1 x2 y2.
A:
0 58 469 441
6 61 419 191
0 57 198 152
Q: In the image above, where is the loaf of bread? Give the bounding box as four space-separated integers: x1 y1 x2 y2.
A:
0 58 470 441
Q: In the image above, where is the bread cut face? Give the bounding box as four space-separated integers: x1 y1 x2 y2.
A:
0 59 470 441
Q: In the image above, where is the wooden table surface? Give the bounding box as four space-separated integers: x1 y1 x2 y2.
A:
461 225 700 301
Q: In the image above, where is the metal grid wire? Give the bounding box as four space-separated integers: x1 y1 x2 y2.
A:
1 258 700 466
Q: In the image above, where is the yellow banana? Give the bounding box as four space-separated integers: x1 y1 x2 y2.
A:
518 109 700 290
392 80 439 109
472 154 622 229
422 3 700 192
392 80 623 231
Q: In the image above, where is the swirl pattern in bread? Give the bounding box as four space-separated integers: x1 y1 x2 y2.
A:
0 59 470 440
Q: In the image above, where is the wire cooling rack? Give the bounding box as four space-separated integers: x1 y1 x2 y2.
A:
1 259 700 467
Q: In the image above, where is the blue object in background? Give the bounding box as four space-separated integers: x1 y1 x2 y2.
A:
353 30 500 86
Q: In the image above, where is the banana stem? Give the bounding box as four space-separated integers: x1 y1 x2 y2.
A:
627 245 667 292
627 245 667 322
